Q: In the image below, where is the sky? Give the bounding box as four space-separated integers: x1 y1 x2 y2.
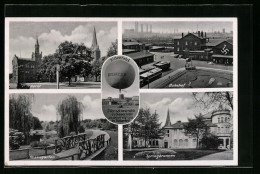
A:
29 93 103 122
123 21 233 34
140 93 227 127
8 21 117 73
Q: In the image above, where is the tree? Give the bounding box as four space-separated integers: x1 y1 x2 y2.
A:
192 92 233 111
107 40 118 57
91 59 102 81
57 95 84 137
183 114 208 149
9 94 35 144
40 41 93 85
126 107 163 148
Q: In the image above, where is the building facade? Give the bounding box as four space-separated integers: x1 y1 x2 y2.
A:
132 107 232 149
12 38 43 83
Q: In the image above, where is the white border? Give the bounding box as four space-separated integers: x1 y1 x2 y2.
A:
5 17 238 166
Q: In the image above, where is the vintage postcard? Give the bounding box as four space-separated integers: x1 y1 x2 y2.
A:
5 17 237 166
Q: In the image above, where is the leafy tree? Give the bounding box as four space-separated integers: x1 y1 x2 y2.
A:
32 116 43 130
183 114 208 149
91 59 102 82
107 40 118 57
57 95 84 137
9 94 35 144
125 107 163 148
40 41 93 85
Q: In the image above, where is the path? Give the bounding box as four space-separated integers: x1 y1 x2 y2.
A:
195 150 233 160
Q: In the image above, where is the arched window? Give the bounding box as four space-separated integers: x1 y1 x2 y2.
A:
184 139 188 147
185 41 188 45
179 139 183 147
174 139 178 147
221 117 224 123
225 117 228 122
218 118 220 123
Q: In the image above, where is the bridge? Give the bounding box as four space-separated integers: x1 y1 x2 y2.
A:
53 131 111 160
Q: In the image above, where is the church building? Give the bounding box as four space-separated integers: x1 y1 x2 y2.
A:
12 37 43 83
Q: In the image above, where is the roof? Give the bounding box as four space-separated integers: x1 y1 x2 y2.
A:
122 49 137 53
18 58 35 62
164 108 171 127
122 41 141 46
202 112 212 119
212 54 233 59
126 51 154 60
206 39 233 47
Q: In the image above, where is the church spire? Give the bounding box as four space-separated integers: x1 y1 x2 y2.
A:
91 26 99 50
164 107 171 127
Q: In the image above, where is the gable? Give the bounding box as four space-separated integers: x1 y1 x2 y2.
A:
214 41 233 50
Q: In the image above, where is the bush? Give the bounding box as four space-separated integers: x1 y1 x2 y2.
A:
30 141 50 148
78 125 85 133
201 134 219 149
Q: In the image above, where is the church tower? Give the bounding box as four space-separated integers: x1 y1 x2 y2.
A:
32 36 42 63
164 108 172 127
91 26 101 60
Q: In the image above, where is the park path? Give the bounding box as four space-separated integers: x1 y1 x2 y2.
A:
195 150 233 160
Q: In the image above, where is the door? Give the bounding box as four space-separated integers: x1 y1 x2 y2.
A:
164 141 168 148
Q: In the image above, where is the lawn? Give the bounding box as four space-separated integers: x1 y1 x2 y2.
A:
165 69 233 88
92 130 118 160
123 148 225 160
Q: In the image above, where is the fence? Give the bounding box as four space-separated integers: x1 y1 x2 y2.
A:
54 133 108 160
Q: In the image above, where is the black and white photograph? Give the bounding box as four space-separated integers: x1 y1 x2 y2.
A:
9 93 118 161
123 92 234 161
8 21 117 89
122 21 234 88
102 55 140 124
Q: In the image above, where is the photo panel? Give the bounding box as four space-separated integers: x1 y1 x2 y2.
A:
122 20 234 89
8 93 118 161
123 92 235 162
8 20 118 89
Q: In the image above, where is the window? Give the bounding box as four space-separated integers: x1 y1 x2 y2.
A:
179 139 183 146
177 41 179 45
185 41 188 45
194 41 197 45
184 139 188 147
225 117 227 122
156 141 158 146
218 118 220 123
177 47 179 51
174 139 178 147
221 117 224 123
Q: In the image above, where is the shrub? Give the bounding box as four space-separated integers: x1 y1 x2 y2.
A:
201 134 219 149
30 141 50 148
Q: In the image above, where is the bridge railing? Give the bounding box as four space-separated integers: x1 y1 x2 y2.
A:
54 133 87 154
54 133 107 160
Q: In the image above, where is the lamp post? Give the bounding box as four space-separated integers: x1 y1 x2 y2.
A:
56 64 60 89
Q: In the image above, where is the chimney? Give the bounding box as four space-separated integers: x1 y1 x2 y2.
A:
201 31 203 38
198 31 200 37
182 33 184 38
205 32 207 38
141 24 143 33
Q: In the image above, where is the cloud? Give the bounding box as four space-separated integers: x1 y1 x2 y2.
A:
9 24 117 73
143 97 197 126
81 95 104 120
32 104 57 122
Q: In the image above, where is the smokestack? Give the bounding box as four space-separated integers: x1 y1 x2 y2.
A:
141 24 143 33
150 24 152 33
135 22 138 33
182 33 184 38
146 24 148 33
201 31 203 38
198 31 200 37
205 32 207 37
